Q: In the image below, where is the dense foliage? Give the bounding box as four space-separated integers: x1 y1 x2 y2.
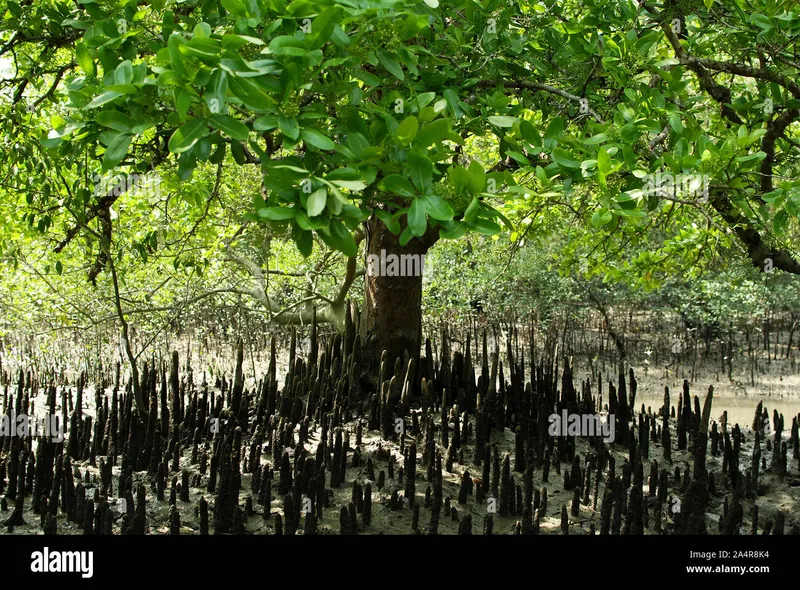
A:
1 0 799 343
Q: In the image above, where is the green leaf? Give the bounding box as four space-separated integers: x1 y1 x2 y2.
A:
301 128 335 150
488 115 517 128
467 161 485 193
75 43 95 76
750 14 773 30
95 111 135 133
278 115 300 139
591 208 613 227
399 226 413 246
396 116 419 145
294 210 312 230
327 189 343 215
464 197 479 223
323 219 357 256
325 168 366 191
168 34 189 78
293 227 313 257
308 7 343 50
506 151 530 166
193 22 211 39
231 140 245 164
597 148 611 174
443 88 462 119
449 166 472 194
210 141 226 163
762 189 784 204
114 60 133 85
377 49 404 81
220 0 246 15
177 150 196 181
102 133 132 169
544 117 564 139
307 187 327 217
774 209 789 235
379 174 415 197
274 164 311 173
254 115 279 130
415 92 436 109
439 221 467 239
466 217 501 235
168 118 209 153
227 76 277 111
408 152 433 192
329 179 365 191
175 87 193 119
735 152 766 165
616 206 647 218
552 148 580 169
205 68 228 114
210 115 250 141
519 120 542 147
583 133 608 145
414 119 450 148
423 194 454 221
103 84 139 95
269 35 308 56
407 199 427 237
85 90 124 109
375 210 401 234
258 206 297 220
668 113 683 133
222 34 265 49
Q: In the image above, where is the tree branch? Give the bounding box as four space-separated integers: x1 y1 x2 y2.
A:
709 191 800 275
760 107 800 194
661 23 743 125
478 80 605 123
333 230 364 304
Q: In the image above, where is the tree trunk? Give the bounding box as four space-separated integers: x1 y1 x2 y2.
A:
359 216 438 375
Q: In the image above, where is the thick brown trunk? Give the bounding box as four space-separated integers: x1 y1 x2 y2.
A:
359 216 437 375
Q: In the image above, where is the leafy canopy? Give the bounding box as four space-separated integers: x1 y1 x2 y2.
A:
1 0 799 281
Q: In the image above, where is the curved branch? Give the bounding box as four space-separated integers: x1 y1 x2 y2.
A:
760 108 800 194
709 191 800 275
334 230 365 304
661 22 743 125
478 80 606 123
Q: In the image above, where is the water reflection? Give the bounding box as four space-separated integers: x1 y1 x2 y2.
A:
635 390 800 430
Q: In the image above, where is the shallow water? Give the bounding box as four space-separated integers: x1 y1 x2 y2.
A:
635 391 800 430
